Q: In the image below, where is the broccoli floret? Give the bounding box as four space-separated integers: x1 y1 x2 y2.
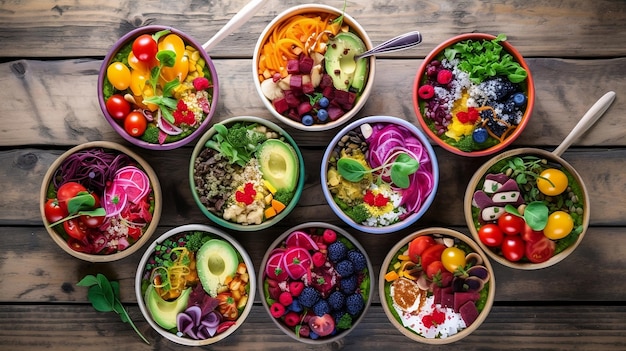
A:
184 231 210 252
226 123 267 150
452 135 476 152
140 124 160 144
273 190 294 204
344 203 371 223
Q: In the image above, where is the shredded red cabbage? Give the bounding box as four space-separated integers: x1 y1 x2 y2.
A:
53 148 131 192
366 123 435 213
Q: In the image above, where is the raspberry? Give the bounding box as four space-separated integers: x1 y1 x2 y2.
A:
284 311 301 327
289 281 304 297
270 302 286 318
436 69 453 85
327 241 347 262
346 293 365 316
336 260 355 277
279 291 293 306
418 84 435 99
312 251 326 268
347 250 367 271
322 229 337 244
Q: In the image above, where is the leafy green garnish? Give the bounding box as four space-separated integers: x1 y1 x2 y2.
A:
77 274 149 344
444 33 527 84
47 192 106 228
205 122 268 166
337 151 419 189
505 202 549 231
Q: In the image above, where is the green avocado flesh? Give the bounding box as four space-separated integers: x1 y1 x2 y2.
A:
196 239 239 297
324 31 368 92
145 285 191 330
257 139 298 193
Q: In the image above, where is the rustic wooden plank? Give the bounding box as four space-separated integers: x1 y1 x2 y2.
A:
0 304 625 350
1 0 625 59
1 225 624 304
2 147 625 227
0 58 624 148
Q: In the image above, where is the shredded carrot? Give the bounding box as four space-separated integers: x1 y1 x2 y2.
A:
257 13 342 81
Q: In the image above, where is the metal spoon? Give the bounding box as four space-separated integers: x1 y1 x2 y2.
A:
355 30 422 60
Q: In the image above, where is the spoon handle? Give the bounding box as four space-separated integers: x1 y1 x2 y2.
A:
356 31 422 60
552 91 616 157
202 0 267 51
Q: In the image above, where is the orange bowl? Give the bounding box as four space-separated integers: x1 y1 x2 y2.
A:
413 33 534 157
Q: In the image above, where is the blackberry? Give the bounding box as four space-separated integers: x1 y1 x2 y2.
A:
340 274 358 294
346 293 365 316
327 291 346 311
489 76 516 101
336 260 355 277
327 241 348 262
347 250 367 271
486 118 509 137
298 286 320 308
312 299 331 317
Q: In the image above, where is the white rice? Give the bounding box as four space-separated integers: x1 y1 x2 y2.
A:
393 295 466 339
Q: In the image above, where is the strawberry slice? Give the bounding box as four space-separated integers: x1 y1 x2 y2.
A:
285 230 319 251
114 166 150 204
265 250 288 281
282 247 312 280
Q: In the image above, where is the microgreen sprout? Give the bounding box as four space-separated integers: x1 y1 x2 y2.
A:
337 151 419 189
500 156 555 188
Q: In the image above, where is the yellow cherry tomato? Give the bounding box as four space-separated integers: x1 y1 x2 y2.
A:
543 211 574 240
106 62 131 90
158 34 186 57
160 54 189 83
129 69 148 96
441 247 466 273
537 168 568 196
127 51 153 75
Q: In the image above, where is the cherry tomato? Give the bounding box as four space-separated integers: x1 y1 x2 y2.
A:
124 111 147 137
132 34 158 63
105 94 131 120
309 314 335 337
67 237 90 253
408 236 435 263
543 211 574 240
425 260 445 279
478 223 504 247
525 235 555 263
441 247 467 273
106 62 131 90
521 223 545 243
498 213 525 235
216 292 239 321
537 168 568 196
420 243 446 269
56 182 87 212
43 198 67 223
63 218 88 241
501 236 526 262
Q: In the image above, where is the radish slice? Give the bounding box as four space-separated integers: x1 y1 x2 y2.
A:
103 181 128 217
157 111 183 135
285 230 319 250
114 166 150 203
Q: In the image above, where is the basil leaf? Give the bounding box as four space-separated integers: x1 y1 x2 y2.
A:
523 201 549 230
337 157 367 182
67 193 96 214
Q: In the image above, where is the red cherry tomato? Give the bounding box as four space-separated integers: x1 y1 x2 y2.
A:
124 111 147 137
67 237 90 253
501 236 526 262
132 34 158 63
521 224 545 243
56 182 87 213
425 260 445 279
63 218 88 241
478 223 504 247
79 193 105 228
525 235 555 263
105 94 131 120
420 243 446 269
498 213 526 236
43 198 67 223
408 236 435 263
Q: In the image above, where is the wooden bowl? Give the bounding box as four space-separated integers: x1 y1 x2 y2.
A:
252 4 375 131
379 227 495 344
413 33 534 157
464 148 590 269
40 141 161 262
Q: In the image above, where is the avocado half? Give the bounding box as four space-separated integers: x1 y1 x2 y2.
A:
257 139 299 193
196 239 239 297
324 31 368 92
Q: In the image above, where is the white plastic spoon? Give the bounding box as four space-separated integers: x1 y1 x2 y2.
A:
202 0 268 52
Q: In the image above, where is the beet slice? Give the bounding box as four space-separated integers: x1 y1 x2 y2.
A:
453 291 480 312
441 290 454 309
298 55 314 74
273 97 289 114
459 300 479 326
287 59 300 74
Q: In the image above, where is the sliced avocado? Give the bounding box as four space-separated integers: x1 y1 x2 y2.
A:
145 285 191 330
257 139 298 193
196 239 239 297
324 31 369 92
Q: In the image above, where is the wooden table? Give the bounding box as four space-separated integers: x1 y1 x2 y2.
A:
1 0 625 349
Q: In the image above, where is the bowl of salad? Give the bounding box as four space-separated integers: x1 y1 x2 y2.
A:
259 222 374 344
380 227 495 344
190 116 305 231
40 141 161 262
465 148 589 269
98 25 219 150
253 4 375 131
135 224 255 346
321 116 439 234
413 33 534 157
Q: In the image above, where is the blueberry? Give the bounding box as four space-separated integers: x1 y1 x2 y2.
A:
472 127 488 144
301 115 314 126
512 92 527 107
317 109 329 122
319 97 330 108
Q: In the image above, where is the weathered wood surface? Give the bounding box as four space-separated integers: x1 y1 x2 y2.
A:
2 0 626 349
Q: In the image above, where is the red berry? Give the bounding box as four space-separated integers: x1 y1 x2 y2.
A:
289 281 304 297
284 311 301 327
279 291 293 306
322 229 337 244
270 302 286 318
312 251 326 267
436 69 453 85
418 84 435 99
